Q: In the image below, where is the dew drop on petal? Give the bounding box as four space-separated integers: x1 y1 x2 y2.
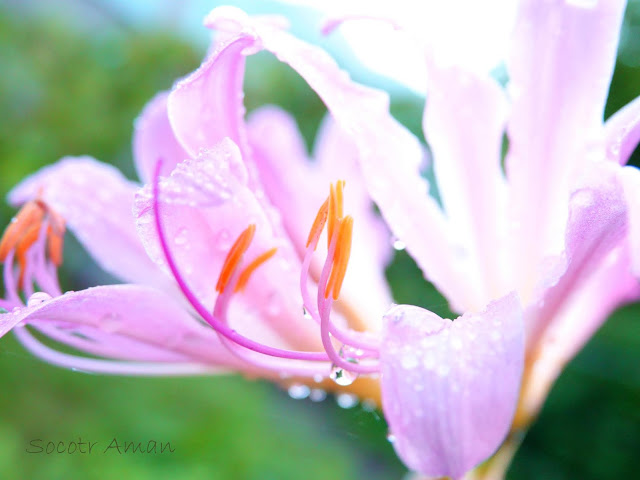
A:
313 373 324 384
336 393 358 409
287 384 310 400
173 227 188 246
215 229 232 251
401 350 419 370
387 433 397 444
27 292 52 307
100 313 122 333
422 352 436 370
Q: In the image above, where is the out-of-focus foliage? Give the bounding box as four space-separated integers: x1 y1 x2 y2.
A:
0 3 639 480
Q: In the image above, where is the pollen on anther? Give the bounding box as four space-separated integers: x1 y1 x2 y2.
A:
306 197 329 249
0 201 45 263
327 180 345 248
216 224 256 293
325 215 354 300
234 247 278 292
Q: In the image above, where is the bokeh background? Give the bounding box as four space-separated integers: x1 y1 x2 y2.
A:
1 1 639 479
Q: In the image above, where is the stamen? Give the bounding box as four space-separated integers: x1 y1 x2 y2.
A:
46 209 66 267
325 216 353 300
152 159 331 363
335 180 344 219
234 247 278 292
215 224 256 293
306 197 329 249
16 223 42 288
0 201 45 262
327 180 345 248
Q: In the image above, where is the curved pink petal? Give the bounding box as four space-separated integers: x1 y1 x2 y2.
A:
204 6 473 312
7 157 169 291
526 163 629 349
5 284 244 369
132 91 190 183
424 67 509 308
380 293 523 479
520 242 639 423
604 95 640 166
134 138 321 351
505 0 626 297
248 106 393 328
167 35 251 163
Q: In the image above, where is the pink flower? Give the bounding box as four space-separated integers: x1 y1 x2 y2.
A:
1 2 639 480
321 0 640 477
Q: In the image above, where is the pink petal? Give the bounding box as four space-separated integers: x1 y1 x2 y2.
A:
248 106 393 328
203 6 474 312
604 94 640 165
505 0 626 296
380 293 523 479
520 242 639 423
167 35 251 162
7 157 168 290
5 284 244 368
134 138 321 351
526 163 629 349
423 67 509 308
132 91 190 183
621 165 640 277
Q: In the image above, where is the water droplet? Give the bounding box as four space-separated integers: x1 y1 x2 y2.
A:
336 393 358 409
401 351 419 370
392 238 406 251
436 364 450 377
313 373 324 384
309 389 326 402
27 292 53 307
451 337 463 351
302 306 313 321
173 228 188 246
330 365 358 386
100 313 122 333
422 352 436 370
287 384 310 400
387 433 396 443
215 229 232 251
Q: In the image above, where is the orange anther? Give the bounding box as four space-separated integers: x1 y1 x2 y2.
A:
306 197 329 249
15 223 41 288
0 201 45 262
327 180 345 249
234 247 278 292
216 224 256 293
335 180 344 219
324 215 353 300
47 225 64 267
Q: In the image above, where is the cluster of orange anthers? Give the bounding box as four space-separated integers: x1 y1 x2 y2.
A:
215 223 278 294
306 180 353 301
0 199 65 288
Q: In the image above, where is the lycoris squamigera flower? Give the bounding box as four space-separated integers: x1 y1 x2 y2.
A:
1 2 640 480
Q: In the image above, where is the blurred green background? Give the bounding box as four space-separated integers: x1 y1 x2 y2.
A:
0 1 639 479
